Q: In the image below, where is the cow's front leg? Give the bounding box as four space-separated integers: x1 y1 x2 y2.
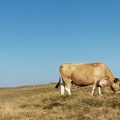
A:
98 86 102 96
91 78 99 96
91 84 97 96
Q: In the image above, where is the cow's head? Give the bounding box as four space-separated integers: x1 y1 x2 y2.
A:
110 78 120 93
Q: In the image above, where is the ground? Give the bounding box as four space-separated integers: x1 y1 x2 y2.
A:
0 83 119 120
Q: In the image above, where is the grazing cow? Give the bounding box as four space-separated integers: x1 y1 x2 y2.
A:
55 62 120 96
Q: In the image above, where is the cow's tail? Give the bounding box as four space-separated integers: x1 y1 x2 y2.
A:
55 72 61 88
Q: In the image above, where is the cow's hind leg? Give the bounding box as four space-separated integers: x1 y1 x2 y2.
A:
65 86 71 95
63 77 72 95
61 84 65 95
61 84 71 96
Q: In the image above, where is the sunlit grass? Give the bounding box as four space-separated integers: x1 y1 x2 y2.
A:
0 83 120 120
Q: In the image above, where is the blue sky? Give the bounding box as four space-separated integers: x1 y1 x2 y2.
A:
0 0 120 87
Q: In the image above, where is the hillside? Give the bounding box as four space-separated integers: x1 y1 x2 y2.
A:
0 83 120 120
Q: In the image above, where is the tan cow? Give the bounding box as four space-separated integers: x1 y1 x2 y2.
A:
55 62 120 96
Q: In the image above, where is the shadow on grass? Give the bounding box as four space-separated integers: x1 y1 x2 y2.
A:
82 99 103 108
42 95 71 110
82 98 120 108
43 102 63 110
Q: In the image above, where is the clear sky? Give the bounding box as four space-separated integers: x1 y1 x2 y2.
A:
0 0 120 87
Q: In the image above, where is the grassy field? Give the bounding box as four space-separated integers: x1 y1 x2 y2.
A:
0 83 120 120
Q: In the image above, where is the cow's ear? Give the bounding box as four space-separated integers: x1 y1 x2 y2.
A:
114 78 119 83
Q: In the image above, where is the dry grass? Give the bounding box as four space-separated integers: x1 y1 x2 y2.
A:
0 83 120 120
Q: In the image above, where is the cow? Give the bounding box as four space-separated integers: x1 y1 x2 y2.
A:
55 62 120 96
